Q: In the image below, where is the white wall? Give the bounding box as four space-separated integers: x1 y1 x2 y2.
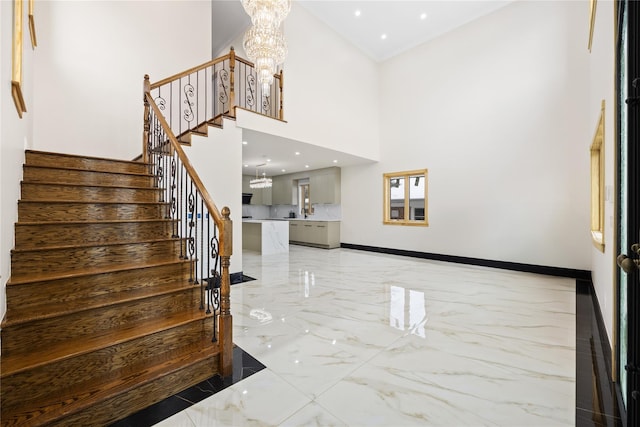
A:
589 0 616 347
342 0 592 270
183 119 244 274
32 0 212 160
1 0 36 324
231 1 380 162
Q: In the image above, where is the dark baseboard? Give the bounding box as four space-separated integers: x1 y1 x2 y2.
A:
340 243 591 280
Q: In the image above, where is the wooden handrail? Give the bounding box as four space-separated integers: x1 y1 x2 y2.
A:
145 92 225 229
150 54 231 90
150 47 282 90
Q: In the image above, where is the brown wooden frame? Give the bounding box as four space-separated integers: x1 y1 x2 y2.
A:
383 169 429 227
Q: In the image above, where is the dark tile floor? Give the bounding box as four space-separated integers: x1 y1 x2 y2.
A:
109 346 266 427
576 279 624 426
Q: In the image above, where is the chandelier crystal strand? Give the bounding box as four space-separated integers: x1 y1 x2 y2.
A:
243 25 287 92
249 176 273 189
241 0 291 27
241 0 290 93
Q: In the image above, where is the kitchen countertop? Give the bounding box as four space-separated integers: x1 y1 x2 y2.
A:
243 218 342 222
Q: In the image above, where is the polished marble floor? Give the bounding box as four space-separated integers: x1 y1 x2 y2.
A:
153 245 580 426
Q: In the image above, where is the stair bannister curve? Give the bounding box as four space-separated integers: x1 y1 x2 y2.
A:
145 46 283 152
143 85 234 376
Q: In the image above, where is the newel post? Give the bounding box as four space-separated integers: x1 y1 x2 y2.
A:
279 69 284 121
229 47 236 118
142 74 151 163
218 206 233 377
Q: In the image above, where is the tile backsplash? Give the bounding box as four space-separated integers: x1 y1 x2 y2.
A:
242 204 341 221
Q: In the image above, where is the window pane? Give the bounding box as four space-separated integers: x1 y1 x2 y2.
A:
389 177 405 220
409 174 425 220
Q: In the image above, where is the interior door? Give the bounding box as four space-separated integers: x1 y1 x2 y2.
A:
616 0 640 424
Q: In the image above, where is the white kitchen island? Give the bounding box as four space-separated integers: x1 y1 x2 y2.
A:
242 220 289 255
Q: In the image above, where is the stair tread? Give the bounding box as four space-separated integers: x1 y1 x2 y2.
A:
3 337 218 426
3 280 200 328
11 236 183 254
19 200 168 205
21 181 162 191
1 307 213 377
6 258 192 286
25 149 152 167
24 163 155 178
15 218 178 226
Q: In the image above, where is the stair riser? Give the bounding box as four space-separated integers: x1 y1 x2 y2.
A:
51 354 219 427
25 151 149 175
18 202 168 221
21 183 162 203
6 262 193 313
15 221 178 249
1 320 213 411
23 166 154 187
11 240 185 278
2 288 203 356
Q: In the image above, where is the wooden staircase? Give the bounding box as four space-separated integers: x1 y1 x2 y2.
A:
1 150 221 426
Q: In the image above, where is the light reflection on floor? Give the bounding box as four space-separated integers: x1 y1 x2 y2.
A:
156 245 576 426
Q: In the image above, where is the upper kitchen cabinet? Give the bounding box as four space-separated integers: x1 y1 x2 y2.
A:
272 176 297 205
310 168 341 204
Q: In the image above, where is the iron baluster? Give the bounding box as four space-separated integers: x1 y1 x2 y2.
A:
170 156 177 228
247 72 256 110
262 94 271 115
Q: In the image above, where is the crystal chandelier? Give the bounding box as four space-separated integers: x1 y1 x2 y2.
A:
241 0 290 93
250 165 272 189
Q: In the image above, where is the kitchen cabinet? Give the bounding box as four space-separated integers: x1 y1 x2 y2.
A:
310 170 340 204
272 176 296 205
289 221 301 241
289 220 340 249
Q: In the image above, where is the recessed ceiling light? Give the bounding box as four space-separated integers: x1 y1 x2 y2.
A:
244 164 248 167
354 10 361 17
242 141 248 145
266 158 271 162
281 169 286 172
420 13 427 20
381 34 387 40
305 165 310 168
295 151 300 156
333 160 338 163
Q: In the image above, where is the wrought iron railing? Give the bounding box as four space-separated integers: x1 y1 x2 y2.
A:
143 87 234 377
142 48 285 376
147 47 283 149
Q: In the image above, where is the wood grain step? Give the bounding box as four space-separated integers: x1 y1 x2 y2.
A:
1 285 202 357
25 150 150 175
5 259 193 312
2 330 218 426
23 164 155 187
3 279 203 327
15 219 179 249
1 312 214 411
10 238 185 279
18 200 169 221
21 182 163 203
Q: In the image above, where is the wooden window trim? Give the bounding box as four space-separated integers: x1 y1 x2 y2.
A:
590 100 605 252
383 169 429 227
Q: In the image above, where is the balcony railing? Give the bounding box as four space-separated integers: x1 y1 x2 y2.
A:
147 47 283 148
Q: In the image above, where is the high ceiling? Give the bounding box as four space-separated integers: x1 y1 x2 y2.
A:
213 0 513 176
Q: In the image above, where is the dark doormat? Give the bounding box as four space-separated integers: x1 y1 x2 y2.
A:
230 272 257 285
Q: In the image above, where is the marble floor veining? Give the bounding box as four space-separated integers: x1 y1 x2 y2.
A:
154 246 580 426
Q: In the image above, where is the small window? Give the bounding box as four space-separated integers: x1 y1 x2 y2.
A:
383 169 428 226
590 100 605 252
